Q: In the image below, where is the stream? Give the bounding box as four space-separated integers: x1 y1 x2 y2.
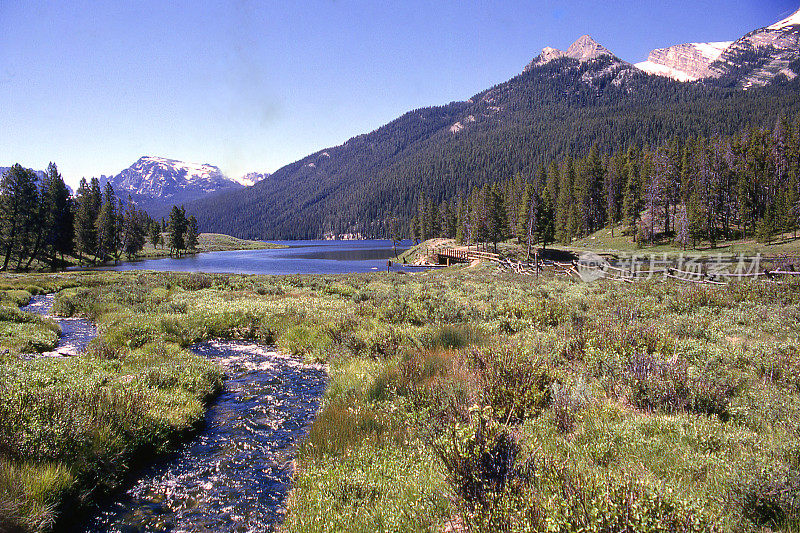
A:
22 294 96 357
22 295 327 532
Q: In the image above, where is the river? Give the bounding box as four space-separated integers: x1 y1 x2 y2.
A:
22 295 327 532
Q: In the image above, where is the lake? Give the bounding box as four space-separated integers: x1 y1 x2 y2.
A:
89 240 419 275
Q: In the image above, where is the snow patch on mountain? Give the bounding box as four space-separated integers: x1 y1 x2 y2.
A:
235 172 270 186
450 122 464 134
111 156 242 200
634 61 697 81
694 42 733 62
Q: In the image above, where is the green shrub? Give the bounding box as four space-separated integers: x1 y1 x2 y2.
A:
83 339 123 360
302 400 403 458
279 324 331 358
469 347 554 423
430 412 520 508
366 366 399 403
429 324 483 350
622 353 735 419
178 273 213 291
52 287 101 318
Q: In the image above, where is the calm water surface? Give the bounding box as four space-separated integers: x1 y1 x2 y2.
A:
93 240 414 275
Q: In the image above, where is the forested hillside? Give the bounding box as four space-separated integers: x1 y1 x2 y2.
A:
408 118 800 254
187 55 800 240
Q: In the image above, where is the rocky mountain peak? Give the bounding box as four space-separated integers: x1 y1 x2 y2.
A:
525 35 614 71
704 6 800 88
111 156 235 198
565 35 613 61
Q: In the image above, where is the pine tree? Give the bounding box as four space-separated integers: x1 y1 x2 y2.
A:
122 198 146 259
537 190 556 249
445 201 457 238
517 183 532 246
675 203 690 250
40 163 73 268
622 147 642 243
688 184 706 248
604 152 625 236
417 192 428 241
486 184 507 253
186 215 199 251
73 179 95 263
455 197 466 244
23 170 51 270
0 165 39 271
579 144 605 234
168 205 187 256
519 183 535 258
556 158 575 243
150 220 162 249
756 204 778 243
95 183 118 262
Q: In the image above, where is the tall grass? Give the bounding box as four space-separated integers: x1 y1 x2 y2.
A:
2 269 800 531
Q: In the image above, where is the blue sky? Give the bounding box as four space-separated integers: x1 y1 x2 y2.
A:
1 0 796 187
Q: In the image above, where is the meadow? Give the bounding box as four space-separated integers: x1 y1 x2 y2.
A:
0 263 798 532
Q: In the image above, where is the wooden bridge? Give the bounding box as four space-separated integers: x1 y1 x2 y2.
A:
435 248 500 265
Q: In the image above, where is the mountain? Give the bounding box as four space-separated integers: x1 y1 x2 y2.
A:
707 7 800 87
636 6 800 87
524 35 615 70
187 24 800 240
234 172 271 187
106 156 243 218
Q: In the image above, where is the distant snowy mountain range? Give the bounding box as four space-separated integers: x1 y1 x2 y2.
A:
1 158 268 217
109 156 237 199
96 156 270 218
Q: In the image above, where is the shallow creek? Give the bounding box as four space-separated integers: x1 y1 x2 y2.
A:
22 294 96 357
23 295 327 532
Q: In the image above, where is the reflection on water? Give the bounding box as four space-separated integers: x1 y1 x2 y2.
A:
86 240 413 275
84 341 327 533
22 294 97 357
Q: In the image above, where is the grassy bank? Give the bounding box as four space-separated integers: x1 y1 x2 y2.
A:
16 233 286 273
126 232 286 260
1 267 799 531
